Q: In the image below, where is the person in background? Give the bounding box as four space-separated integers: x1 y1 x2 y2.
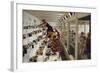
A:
79 32 86 59
85 32 91 59
80 32 85 38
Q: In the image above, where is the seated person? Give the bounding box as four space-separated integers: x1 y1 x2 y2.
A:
36 47 44 55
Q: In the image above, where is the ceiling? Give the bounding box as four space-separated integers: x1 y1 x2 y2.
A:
24 10 90 23
24 10 65 22
79 15 91 20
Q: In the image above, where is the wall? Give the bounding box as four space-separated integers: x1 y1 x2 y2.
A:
78 24 89 34
48 21 58 29
23 11 42 45
23 11 41 26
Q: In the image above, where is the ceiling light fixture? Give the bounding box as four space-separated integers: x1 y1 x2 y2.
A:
65 16 68 20
68 12 72 17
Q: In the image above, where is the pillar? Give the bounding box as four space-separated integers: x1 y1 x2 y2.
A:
75 13 78 60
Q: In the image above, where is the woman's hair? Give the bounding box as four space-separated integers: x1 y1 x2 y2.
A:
42 19 46 23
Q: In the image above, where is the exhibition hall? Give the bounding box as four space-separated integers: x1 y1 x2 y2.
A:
22 10 91 62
